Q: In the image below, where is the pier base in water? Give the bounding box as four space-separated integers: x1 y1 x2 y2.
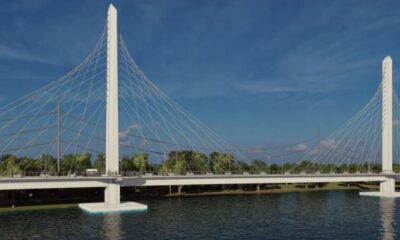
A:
360 192 400 197
360 179 400 198
79 202 147 213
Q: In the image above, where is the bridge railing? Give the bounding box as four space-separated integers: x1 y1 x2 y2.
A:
0 169 392 178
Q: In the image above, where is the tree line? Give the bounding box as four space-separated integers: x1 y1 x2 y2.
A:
0 150 398 176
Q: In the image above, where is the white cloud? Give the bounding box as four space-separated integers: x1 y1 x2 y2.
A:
320 139 338 149
119 123 143 140
292 143 308 152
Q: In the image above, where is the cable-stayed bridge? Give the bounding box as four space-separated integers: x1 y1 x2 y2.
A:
0 5 400 212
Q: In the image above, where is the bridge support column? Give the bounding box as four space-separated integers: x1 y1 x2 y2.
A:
79 178 147 213
104 181 120 206
360 56 400 198
78 4 148 213
360 179 400 197
380 179 395 194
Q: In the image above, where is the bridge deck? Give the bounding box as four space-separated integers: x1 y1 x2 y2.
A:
0 173 395 190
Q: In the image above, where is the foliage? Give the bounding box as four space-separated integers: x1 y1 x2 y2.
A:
132 153 148 174
0 151 390 176
94 154 105 172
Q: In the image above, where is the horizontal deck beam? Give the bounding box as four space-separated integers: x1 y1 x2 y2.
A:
0 174 395 190
122 174 390 186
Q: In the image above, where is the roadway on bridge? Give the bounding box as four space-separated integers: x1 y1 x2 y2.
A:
0 173 395 190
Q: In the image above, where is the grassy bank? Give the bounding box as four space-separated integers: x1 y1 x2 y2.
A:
0 182 392 211
0 203 78 212
165 182 380 197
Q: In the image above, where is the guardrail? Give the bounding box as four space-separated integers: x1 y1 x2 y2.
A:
0 170 395 178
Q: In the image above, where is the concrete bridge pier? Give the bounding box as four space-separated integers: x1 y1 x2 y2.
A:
80 178 147 213
104 181 120 207
360 57 400 198
380 179 395 195
360 178 400 197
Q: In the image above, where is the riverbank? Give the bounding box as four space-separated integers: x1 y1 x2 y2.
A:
0 182 387 211
164 182 380 197
0 203 78 212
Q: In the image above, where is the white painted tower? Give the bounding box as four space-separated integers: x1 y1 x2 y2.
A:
106 4 119 176
378 56 398 196
382 56 393 174
360 56 400 198
79 4 148 212
104 4 120 207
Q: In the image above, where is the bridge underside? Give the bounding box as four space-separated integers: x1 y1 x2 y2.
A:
123 174 391 186
0 174 391 190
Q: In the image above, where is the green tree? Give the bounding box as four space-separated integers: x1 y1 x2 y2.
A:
0 155 21 176
121 155 134 172
210 152 234 174
132 153 149 174
40 154 57 175
157 163 170 175
94 154 105 173
61 154 75 174
158 151 186 175
251 160 267 172
269 164 279 173
172 157 185 175
18 156 40 174
75 153 92 172
187 151 208 174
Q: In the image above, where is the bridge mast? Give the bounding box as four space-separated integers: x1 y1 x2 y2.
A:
382 56 392 174
106 4 119 175
105 4 120 207
357 57 400 198
80 5 147 212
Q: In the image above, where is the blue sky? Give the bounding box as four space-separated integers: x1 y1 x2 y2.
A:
0 0 400 156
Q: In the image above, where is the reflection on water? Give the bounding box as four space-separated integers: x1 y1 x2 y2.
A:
380 198 395 240
104 213 122 240
0 191 399 240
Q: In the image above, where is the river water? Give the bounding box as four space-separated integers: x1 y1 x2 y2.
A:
0 190 398 240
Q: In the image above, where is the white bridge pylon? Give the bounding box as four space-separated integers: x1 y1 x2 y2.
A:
382 56 393 174
79 4 147 213
360 56 400 198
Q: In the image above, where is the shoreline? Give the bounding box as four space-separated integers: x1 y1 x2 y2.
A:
166 182 379 197
0 203 78 212
0 182 383 212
